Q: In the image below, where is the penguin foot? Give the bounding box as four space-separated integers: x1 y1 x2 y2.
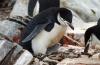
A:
82 44 91 57
34 53 47 60
47 44 60 55
81 52 92 57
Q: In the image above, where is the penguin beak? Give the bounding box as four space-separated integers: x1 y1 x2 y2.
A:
67 22 74 30
62 20 74 30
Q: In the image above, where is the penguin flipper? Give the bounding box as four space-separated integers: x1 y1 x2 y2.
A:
44 21 54 32
22 22 49 43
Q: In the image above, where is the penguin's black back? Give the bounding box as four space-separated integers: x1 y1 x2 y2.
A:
85 25 100 46
92 19 100 41
21 7 60 41
85 26 94 46
92 25 100 40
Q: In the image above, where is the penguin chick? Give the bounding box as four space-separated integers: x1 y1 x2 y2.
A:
20 7 74 55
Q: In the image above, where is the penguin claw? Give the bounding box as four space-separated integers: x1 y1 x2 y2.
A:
34 53 47 60
81 44 92 57
81 52 92 57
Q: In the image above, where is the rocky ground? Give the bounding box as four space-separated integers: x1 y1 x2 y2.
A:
28 45 100 65
0 0 100 65
0 7 12 20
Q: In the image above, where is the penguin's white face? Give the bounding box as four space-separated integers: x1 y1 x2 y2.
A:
57 13 72 27
57 13 67 26
57 13 74 30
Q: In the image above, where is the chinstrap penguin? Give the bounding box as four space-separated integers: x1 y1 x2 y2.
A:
20 7 74 55
84 19 100 54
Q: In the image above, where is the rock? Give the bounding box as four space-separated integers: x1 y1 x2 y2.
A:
92 53 100 60
43 57 59 65
0 40 22 62
61 0 100 22
14 50 33 65
0 20 22 42
0 39 23 65
57 58 100 65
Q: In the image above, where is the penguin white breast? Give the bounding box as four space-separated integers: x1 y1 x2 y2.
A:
32 23 67 54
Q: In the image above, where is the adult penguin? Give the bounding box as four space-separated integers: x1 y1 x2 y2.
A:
20 7 74 55
84 19 100 54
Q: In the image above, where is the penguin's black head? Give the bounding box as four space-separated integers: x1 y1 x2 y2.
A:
59 8 72 23
58 8 74 29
